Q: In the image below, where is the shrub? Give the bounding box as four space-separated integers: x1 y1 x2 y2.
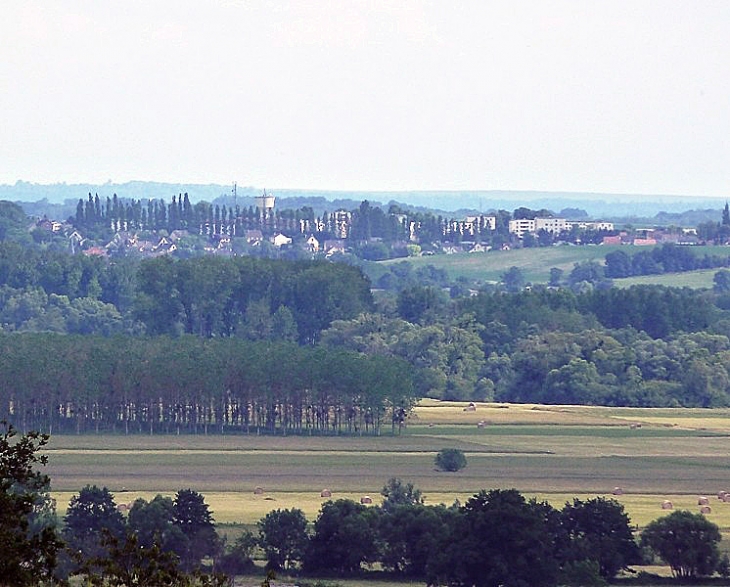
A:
435 448 467 472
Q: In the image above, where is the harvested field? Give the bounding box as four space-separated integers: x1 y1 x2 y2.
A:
46 401 730 533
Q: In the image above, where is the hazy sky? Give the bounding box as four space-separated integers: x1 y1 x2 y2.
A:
2 1 729 196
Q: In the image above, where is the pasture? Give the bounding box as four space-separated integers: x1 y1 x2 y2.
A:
46 400 730 532
376 244 726 287
613 269 717 289
378 244 621 283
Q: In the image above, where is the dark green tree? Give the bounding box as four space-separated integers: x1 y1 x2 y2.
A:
395 285 446 324
434 448 467 472
218 530 256 576
63 485 126 572
0 422 62 585
604 250 632 278
78 531 229 587
568 261 605 287
271 304 298 342
303 499 380 573
428 489 559 587
378 503 454 577
257 508 308 570
127 494 179 551
713 269 730 293
560 497 639 579
500 266 525 293
172 489 219 572
641 510 722 579
0 201 31 242
549 267 564 286
380 477 424 513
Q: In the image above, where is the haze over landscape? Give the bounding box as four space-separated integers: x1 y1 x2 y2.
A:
7 5 730 585
2 1 729 198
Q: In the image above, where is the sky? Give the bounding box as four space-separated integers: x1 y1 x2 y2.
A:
1 1 729 196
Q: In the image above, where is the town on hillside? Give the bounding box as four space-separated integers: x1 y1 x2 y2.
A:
26 191 718 262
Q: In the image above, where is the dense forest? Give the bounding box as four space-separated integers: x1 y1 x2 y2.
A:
5 198 730 434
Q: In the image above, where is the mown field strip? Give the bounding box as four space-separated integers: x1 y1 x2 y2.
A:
46 450 730 496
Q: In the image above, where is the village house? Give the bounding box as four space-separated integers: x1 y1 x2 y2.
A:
305 234 320 252
323 239 346 257
153 237 177 255
244 229 264 245
82 246 107 257
271 233 293 247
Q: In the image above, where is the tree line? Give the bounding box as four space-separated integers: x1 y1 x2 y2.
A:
4 430 726 586
322 285 730 407
0 335 414 436
0 243 373 343
605 243 730 278
463 286 730 406
10 203 730 410
6 243 730 409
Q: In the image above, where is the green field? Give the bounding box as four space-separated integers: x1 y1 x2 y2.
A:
379 244 620 283
46 400 730 533
377 244 726 287
613 269 717 289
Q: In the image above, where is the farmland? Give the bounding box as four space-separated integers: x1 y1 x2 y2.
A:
377 244 726 287
613 269 717 289
379 244 623 283
46 400 730 532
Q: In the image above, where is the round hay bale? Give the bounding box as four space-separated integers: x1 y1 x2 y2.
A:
612 487 623 496
698 496 710 505
253 487 265 495
718 491 727 500
661 500 673 510
701 505 712 514
320 489 332 498
477 421 485 428
723 494 730 503
360 495 373 504
427 423 434 428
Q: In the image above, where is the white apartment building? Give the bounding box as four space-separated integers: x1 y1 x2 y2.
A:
508 218 535 238
567 220 615 231
509 217 615 238
535 217 570 234
464 215 497 232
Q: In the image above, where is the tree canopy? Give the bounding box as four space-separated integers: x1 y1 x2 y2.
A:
642 510 722 579
0 422 61 585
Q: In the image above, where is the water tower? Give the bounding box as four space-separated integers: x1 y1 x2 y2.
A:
256 189 275 219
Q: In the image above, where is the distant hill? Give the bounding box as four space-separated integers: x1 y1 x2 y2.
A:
1 180 726 222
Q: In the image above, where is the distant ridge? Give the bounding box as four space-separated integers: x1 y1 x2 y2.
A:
1 180 726 219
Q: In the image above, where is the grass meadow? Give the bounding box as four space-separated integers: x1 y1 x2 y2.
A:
378 244 622 284
46 400 730 533
376 244 727 287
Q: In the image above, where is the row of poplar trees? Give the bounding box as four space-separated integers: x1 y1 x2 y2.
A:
0 335 414 436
